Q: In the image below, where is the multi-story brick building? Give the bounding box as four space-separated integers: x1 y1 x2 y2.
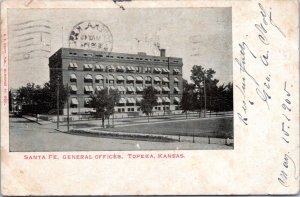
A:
49 48 183 115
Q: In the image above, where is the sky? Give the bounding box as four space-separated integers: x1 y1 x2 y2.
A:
8 7 232 89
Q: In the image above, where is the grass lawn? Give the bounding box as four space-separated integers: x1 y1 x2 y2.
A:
102 117 233 138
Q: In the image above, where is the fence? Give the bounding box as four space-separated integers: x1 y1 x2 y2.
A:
41 110 233 122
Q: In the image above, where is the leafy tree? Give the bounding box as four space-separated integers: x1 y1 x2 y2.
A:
191 65 219 116
43 82 69 114
140 86 158 122
16 83 37 105
180 79 195 118
89 88 120 127
15 82 68 115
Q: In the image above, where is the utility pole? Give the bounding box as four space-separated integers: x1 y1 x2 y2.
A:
56 76 60 130
203 71 207 118
67 83 70 132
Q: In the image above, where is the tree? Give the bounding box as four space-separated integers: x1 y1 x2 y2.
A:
15 82 68 115
43 82 68 115
90 88 120 127
16 83 37 105
140 86 158 122
191 65 219 117
180 79 195 118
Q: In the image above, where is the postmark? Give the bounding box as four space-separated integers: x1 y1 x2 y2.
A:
69 20 113 53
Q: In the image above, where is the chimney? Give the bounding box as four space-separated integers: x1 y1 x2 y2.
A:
160 49 166 57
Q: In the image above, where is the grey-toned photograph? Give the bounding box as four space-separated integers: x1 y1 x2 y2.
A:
8 7 233 151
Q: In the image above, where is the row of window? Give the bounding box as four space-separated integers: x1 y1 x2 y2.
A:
70 96 181 108
70 106 181 114
70 74 180 85
117 106 170 113
69 85 181 95
68 63 181 75
68 52 180 63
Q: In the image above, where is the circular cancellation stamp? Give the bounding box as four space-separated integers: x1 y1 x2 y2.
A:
69 21 113 53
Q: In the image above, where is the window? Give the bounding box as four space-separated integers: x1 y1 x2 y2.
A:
116 66 125 72
117 86 126 94
136 87 143 94
136 76 143 84
83 53 93 57
154 76 161 85
145 67 151 73
162 87 170 94
136 97 142 105
174 97 181 104
68 63 78 70
162 77 169 85
84 98 92 108
154 86 162 94
126 87 135 95
94 64 105 71
107 65 115 72
84 86 94 94
84 74 93 83
136 66 142 73
116 76 125 84
95 86 104 92
174 77 179 87
69 52 77 56
174 87 180 94
153 68 162 73
162 97 171 104
70 98 78 108
70 74 77 82
157 97 162 104
173 69 181 75
95 75 104 83
145 76 152 84
126 66 136 73
106 75 114 84
70 85 78 94
83 64 93 71
162 68 170 74
126 76 134 84
118 98 126 106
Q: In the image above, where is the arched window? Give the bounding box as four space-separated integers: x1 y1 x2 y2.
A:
145 76 152 84
126 75 134 84
70 73 77 82
116 75 125 84
136 76 143 84
95 74 104 83
84 74 93 83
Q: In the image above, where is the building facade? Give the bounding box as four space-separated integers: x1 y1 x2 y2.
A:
49 48 183 115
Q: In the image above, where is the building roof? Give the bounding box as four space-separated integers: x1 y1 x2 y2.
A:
49 48 183 66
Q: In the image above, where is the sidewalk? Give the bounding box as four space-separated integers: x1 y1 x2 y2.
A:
22 115 53 125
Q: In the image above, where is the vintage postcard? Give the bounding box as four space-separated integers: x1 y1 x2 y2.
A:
1 0 299 195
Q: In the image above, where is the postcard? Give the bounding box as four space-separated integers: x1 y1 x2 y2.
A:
1 0 299 195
